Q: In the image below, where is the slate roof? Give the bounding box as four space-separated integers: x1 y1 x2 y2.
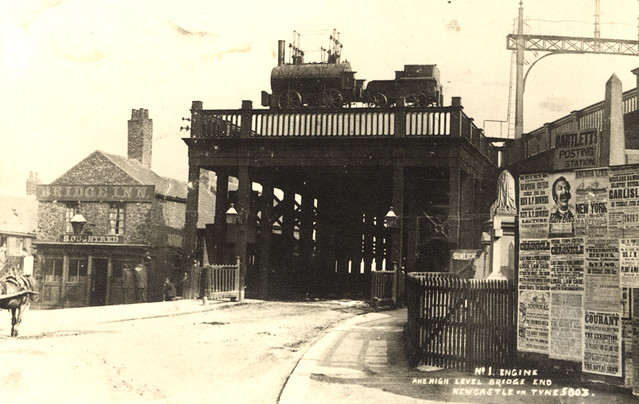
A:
0 195 38 235
54 151 215 227
101 152 187 200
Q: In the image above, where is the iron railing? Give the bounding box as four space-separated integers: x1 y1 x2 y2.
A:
191 105 498 165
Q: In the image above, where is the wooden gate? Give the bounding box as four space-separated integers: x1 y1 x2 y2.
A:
186 257 241 301
370 268 405 309
405 273 516 371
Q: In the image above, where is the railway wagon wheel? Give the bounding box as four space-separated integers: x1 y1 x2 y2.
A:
320 88 344 108
406 92 429 108
368 92 388 108
277 89 303 109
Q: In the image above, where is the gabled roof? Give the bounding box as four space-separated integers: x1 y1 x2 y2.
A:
100 152 187 199
51 150 215 227
0 195 37 235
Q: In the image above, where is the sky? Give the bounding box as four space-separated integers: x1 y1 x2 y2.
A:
2 0 639 195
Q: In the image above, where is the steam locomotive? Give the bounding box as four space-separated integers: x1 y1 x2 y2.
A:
261 33 443 110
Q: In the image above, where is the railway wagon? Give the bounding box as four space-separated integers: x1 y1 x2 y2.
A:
364 64 443 108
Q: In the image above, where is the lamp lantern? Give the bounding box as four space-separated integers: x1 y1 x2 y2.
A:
70 213 87 235
384 206 399 229
226 203 239 224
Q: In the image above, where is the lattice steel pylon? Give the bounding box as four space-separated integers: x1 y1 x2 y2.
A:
506 0 639 139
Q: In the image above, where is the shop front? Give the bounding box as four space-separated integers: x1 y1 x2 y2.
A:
36 242 152 308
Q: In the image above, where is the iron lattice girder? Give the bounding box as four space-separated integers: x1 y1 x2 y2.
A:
507 34 639 56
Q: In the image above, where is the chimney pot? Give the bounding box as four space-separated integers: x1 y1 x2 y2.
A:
128 108 153 168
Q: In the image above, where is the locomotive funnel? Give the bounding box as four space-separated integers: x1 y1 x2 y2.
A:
278 40 286 66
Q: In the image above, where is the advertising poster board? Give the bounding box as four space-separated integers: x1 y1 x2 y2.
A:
549 292 583 361
574 168 609 237
519 239 551 290
584 238 621 312
518 290 550 353
519 173 551 239
608 168 639 237
518 166 639 379
620 239 639 288
548 172 577 238
550 237 584 291
583 310 622 377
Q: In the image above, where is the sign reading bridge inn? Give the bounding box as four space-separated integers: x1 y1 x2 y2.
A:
37 184 155 203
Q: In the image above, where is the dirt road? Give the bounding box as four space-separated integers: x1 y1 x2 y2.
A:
0 300 369 403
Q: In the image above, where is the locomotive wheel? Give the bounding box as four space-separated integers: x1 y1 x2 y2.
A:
406 93 429 108
368 92 388 108
320 88 344 108
277 90 303 109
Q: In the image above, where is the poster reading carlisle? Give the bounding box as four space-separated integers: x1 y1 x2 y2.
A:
518 166 639 378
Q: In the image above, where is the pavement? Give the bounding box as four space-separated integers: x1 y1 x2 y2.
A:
4 299 639 403
279 308 639 404
1 297 243 337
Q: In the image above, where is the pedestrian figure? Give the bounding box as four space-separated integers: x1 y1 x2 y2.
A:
134 264 147 302
178 271 188 297
163 277 177 301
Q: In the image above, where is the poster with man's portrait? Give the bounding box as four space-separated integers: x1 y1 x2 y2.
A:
548 172 576 238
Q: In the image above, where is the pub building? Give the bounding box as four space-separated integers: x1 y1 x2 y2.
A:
34 109 214 307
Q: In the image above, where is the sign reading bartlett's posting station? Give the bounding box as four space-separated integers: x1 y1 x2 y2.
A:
37 184 155 202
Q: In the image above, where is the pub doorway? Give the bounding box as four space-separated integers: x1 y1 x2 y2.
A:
90 258 108 306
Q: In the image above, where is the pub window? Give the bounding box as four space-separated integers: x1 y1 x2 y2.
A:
68 258 88 283
43 257 63 282
65 203 79 233
109 203 125 235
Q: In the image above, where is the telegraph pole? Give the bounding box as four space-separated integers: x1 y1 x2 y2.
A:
514 1 525 140
508 0 639 138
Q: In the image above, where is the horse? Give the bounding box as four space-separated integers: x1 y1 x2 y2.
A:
0 275 39 337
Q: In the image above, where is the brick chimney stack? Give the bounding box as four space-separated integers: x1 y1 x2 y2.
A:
128 108 153 168
26 171 40 196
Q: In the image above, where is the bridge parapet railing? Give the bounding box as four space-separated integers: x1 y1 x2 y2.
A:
192 105 496 164
511 87 638 162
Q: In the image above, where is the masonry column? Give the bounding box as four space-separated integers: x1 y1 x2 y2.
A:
235 166 251 302
213 170 229 262
183 101 202 261
601 74 626 166
259 180 274 299
300 186 315 294
390 166 404 269
448 166 461 247
184 165 200 260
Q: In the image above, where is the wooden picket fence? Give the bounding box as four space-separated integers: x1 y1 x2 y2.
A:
404 273 516 371
186 258 241 301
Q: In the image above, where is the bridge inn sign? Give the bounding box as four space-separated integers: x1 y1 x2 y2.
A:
37 184 155 202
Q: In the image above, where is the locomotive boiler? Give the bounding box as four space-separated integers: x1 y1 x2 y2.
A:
261 33 443 110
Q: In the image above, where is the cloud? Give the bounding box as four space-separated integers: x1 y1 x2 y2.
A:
539 96 570 112
58 47 107 63
202 45 253 61
169 20 218 39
